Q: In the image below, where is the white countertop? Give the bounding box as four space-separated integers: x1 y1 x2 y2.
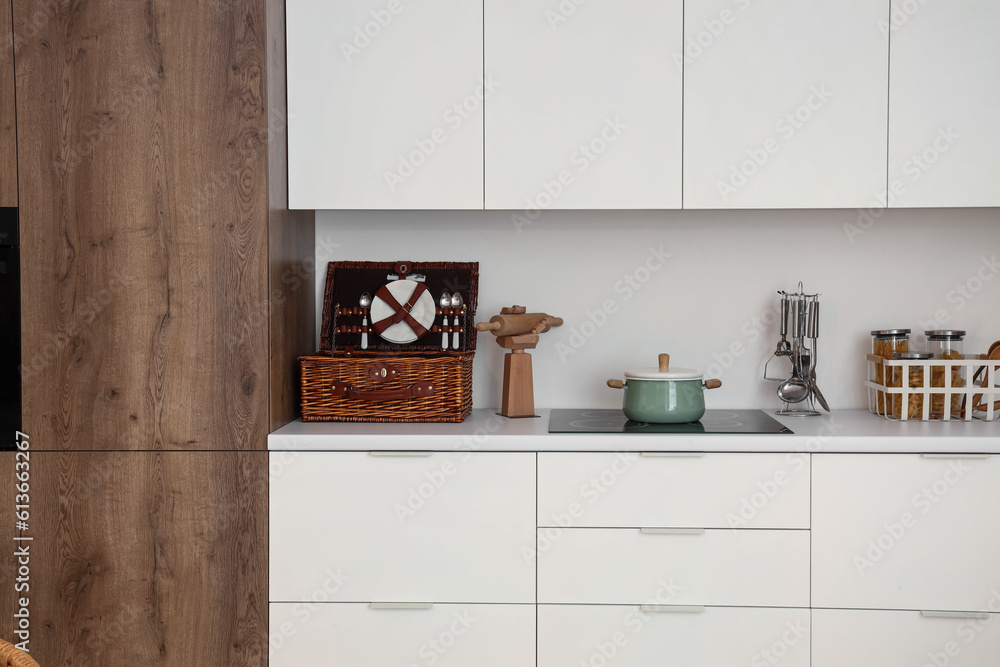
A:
268 409 1000 453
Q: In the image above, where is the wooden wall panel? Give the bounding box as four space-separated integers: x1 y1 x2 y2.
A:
267 0 315 430
28 451 267 665
0 0 15 206
14 0 270 450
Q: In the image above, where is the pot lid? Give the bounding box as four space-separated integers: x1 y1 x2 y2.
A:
624 353 703 381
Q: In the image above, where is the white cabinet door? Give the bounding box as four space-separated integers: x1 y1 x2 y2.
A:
484 0 683 210
539 605 810 667
270 603 535 667
813 454 1000 611
537 527 809 607
887 0 1000 207
683 0 888 208
287 0 484 209
537 452 809 529
813 609 1000 667
269 452 535 603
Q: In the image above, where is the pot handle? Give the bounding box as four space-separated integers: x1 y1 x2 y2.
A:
704 379 722 390
607 379 624 389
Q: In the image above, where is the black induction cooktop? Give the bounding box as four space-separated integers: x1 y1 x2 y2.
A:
548 409 793 434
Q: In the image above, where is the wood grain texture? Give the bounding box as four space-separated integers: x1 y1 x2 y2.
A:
0 0 15 206
266 0 315 430
14 0 270 450
27 451 267 665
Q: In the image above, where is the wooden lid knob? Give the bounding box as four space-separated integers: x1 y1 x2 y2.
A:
658 353 670 371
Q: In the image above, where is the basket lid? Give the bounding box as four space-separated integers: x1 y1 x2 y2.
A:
319 261 479 354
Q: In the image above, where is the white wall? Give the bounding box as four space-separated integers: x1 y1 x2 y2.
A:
315 208 1000 412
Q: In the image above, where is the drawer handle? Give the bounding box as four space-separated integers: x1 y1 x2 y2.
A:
640 452 706 457
920 454 991 460
640 528 706 535
368 451 434 457
920 611 990 620
369 602 434 610
640 605 705 613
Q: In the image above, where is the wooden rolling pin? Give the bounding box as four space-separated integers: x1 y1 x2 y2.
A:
476 313 564 337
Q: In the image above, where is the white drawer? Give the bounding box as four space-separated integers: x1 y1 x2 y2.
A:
539 604 810 667
536 527 809 606
537 452 809 529
813 608 1000 667
269 452 535 603
270 602 535 667
813 453 1000 611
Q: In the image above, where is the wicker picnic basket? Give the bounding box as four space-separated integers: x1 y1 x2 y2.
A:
299 261 478 423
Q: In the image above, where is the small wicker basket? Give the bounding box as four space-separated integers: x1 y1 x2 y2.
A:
300 350 473 423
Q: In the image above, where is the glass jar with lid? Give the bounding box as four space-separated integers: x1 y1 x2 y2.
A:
926 330 966 417
871 329 911 415
925 330 966 358
890 350 932 420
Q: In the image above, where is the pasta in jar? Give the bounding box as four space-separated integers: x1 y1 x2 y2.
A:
871 330 911 415
890 351 932 420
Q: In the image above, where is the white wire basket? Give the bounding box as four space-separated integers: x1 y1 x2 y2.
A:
865 353 1000 422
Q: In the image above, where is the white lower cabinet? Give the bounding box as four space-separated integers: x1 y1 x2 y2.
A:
269 452 536 603
813 608 1000 667
270 444 1000 662
269 602 535 667
813 454 1000 612
537 452 810 529
539 605 810 667
537 527 809 607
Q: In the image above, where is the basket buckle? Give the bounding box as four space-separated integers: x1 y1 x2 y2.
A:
369 363 399 383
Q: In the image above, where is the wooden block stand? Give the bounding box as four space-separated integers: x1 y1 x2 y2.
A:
477 306 563 419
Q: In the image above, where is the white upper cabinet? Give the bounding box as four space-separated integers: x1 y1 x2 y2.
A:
484 0 683 210
683 0 889 209
887 0 1000 207
286 1 994 210
286 0 484 209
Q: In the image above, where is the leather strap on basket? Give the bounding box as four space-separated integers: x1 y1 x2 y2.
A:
371 283 430 339
329 381 435 401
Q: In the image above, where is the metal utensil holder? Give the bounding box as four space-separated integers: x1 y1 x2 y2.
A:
765 282 824 416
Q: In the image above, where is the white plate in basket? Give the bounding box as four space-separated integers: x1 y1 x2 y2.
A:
370 280 436 344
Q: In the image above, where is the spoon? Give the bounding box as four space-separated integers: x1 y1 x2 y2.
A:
359 292 371 350
777 343 810 403
777 376 810 403
450 292 463 350
439 292 451 350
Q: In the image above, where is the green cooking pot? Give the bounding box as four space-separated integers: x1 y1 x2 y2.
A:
607 353 723 423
